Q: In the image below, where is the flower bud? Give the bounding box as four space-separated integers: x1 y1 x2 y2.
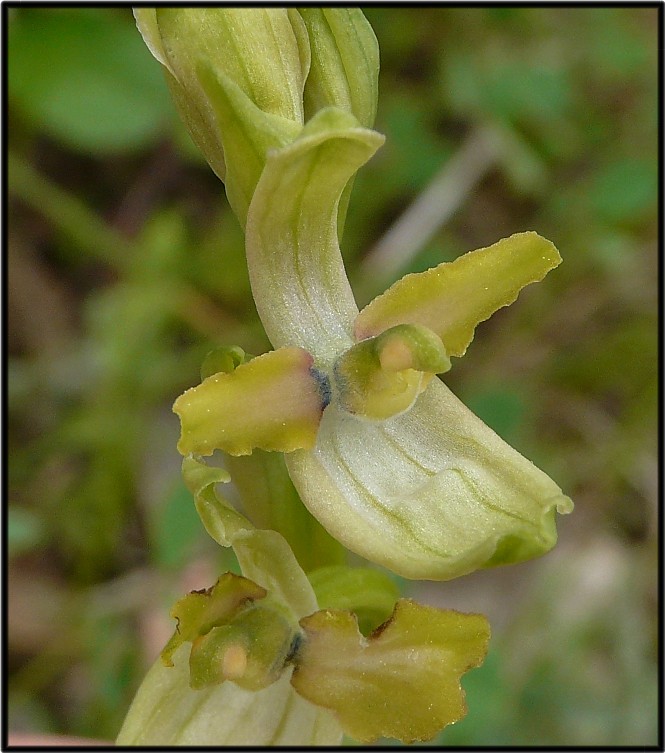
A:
298 9 379 129
134 8 310 225
297 9 380 232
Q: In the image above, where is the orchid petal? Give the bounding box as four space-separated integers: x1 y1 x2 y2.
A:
173 347 325 457
334 323 450 419
117 644 342 746
286 377 572 581
181 455 319 620
354 231 562 357
292 599 489 743
245 107 384 360
137 9 308 222
133 9 174 75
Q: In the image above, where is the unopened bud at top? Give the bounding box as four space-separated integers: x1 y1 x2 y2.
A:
298 9 380 129
134 8 310 225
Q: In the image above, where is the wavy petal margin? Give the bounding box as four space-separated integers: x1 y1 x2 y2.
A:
292 599 489 743
354 231 562 357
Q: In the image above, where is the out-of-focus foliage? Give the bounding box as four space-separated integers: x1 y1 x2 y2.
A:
7 6 658 746
8 8 174 152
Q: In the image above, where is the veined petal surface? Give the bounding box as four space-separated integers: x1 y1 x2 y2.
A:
286 377 572 580
116 644 342 746
245 108 384 362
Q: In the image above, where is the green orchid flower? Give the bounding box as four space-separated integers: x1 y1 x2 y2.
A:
117 457 490 745
172 106 572 580
135 6 572 579
135 7 571 582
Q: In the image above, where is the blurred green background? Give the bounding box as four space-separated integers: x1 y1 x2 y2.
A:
7 6 659 746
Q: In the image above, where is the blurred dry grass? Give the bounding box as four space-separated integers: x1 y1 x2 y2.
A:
7 6 660 746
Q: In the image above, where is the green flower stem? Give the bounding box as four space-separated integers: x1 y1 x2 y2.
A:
226 452 346 573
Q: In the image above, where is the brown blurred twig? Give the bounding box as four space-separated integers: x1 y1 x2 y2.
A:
360 125 503 285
